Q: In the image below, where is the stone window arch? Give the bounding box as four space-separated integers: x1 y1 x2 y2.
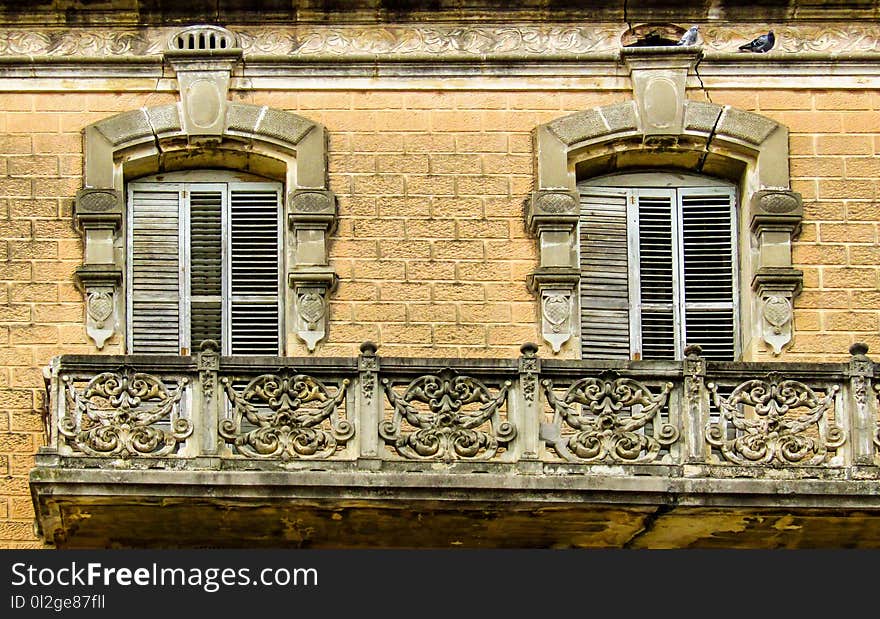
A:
527 47 802 359
73 26 337 354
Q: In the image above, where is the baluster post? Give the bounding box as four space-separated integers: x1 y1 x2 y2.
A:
196 339 221 457
358 341 381 467
683 344 709 464
515 343 541 468
847 343 876 466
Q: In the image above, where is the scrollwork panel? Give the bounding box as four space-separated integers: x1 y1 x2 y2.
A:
380 369 515 461
540 371 678 464
60 368 191 458
706 373 844 466
220 371 353 460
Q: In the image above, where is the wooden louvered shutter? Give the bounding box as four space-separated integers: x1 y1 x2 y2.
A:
128 185 183 354
228 183 282 355
578 187 631 359
189 187 225 352
632 190 679 360
679 188 737 360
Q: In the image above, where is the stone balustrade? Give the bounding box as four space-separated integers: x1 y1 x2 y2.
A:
37 341 879 475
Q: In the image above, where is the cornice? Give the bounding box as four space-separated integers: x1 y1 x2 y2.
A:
0 23 878 60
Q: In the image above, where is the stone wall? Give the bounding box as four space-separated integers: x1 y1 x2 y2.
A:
1 20 879 545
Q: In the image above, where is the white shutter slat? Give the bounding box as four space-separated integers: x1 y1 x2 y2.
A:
577 188 630 359
190 190 224 351
680 190 737 360
229 186 281 356
636 193 677 360
129 187 181 355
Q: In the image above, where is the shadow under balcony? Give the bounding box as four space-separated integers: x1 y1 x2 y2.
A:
30 342 880 548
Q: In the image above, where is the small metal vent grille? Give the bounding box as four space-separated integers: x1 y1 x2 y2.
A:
169 26 237 52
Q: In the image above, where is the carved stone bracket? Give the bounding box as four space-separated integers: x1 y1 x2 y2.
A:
288 188 339 352
527 268 579 353
289 269 337 352
750 188 804 355
73 188 123 349
526 190 581 353
753 276 801 356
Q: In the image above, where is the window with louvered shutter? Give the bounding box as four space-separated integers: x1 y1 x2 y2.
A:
127 178 283 356
578 175 738 361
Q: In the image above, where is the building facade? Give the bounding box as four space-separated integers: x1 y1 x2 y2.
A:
0 1 878 547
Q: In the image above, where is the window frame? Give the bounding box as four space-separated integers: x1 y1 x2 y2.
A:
578 172 740 361
125 173 285 356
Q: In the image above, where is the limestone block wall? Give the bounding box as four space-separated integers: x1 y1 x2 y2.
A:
0 46 878 546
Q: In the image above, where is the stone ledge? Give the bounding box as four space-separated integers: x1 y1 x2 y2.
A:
30 466 880 548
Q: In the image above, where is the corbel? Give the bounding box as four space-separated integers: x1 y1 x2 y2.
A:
750 189 804 355
526 190 581 353
288 189 338 351
73 188 123 349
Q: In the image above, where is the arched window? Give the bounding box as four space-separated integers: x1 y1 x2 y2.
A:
126 171 283 356
528 99 803 360
74 101 336 354
578 172 737 361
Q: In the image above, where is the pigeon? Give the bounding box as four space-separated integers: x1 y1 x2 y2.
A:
739 30 775 53
677 25 699 47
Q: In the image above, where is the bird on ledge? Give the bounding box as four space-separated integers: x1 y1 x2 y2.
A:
739 30 775 53
677 26 700 46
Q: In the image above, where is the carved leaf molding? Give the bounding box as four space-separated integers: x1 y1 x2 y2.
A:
1 25 878 57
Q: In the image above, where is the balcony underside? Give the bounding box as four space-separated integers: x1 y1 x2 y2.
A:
31 464 880 549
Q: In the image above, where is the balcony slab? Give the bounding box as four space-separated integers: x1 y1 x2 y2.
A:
30 466 880 548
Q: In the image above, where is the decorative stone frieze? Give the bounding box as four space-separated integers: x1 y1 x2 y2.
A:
4 24 880 60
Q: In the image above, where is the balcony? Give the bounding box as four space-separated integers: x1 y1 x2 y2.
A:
30 342 880 548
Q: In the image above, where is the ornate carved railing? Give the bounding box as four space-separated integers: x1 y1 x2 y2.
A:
40 342 880 471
